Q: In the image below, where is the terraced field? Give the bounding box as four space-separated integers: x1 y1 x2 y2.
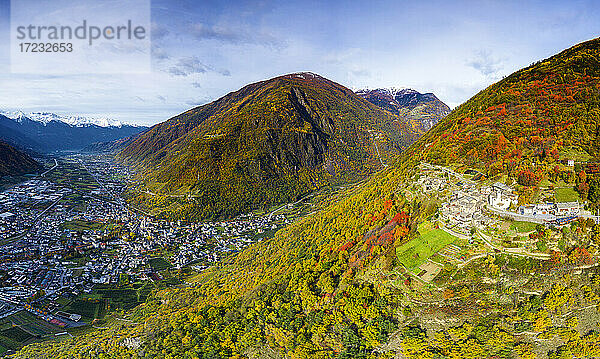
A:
396 220 458 269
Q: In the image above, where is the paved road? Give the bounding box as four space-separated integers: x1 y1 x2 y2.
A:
422 163 470 183
369 130 387 168
457 253 488 268
143 190 187 198
267 192 315 221
438 223 469 240
486 205 546 224
40 158 58 177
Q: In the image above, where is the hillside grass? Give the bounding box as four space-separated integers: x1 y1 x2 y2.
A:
65 300 106 322
559 147 592 162
555 187 579 202
148 257 171 271
510 221 537 233
396 221 457 269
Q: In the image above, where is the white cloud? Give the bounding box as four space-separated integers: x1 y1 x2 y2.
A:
167 56 231 77
466 50 505 79
0 0 598 126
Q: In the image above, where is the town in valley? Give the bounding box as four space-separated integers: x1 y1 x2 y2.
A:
0 154 293 345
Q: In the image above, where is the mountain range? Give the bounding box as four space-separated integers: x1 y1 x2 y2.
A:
119 72 424 220
356 87 450 131
1 111 126 128
0 112 147 153
13 38 600 359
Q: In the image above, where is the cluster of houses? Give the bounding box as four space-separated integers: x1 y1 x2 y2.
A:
0 154 297 327
484 181 582 224
437 178 496 234
440 192 494 234
486 182 518 210
1 262 70 291
417 175 447 193
0 180 70 239
172 212 287 268
518 202 580 220
487 190 515 210
484 181 583 224
0 287 36 306
419 162 592 235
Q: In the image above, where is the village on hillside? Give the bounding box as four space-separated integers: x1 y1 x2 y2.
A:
394 162 600 288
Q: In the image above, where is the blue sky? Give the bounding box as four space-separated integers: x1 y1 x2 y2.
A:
0 0 599 126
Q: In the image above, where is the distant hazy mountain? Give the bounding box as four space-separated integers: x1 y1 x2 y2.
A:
355 88 450 131
83 133 144 153
0 140 40 176
0 112 148 153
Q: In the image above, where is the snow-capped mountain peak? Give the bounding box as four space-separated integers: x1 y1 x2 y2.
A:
355 87 451 132
1 110 29 123
354 87 418 98
285 72 322 80
0 110 128 128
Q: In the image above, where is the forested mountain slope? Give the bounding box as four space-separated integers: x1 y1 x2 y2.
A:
120 72 422 220
405 38 600 178
0 140 40 176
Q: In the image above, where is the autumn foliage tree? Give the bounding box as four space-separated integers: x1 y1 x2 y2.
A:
518 170 539 186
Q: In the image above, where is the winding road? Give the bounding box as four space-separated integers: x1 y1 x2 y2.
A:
368 130 387 168
40 158 58 177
